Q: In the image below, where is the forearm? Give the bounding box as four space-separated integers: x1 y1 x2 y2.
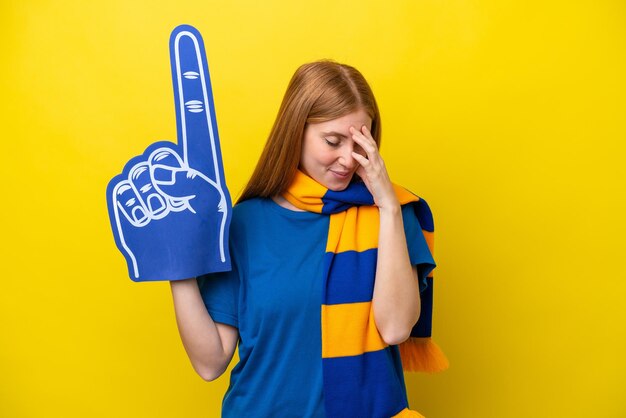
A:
170 278 230 379
372 205 420 345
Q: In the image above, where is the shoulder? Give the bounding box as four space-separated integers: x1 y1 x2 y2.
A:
229 197 266 232
232 197 277 221
230 197 295 234
232 197 265 216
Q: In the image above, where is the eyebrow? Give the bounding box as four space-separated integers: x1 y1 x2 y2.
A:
321 131 349 139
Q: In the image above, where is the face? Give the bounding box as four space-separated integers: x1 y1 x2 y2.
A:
299 109 372 191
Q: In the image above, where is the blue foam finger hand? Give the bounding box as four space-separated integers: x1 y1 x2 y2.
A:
107 142 230 281
106 24 232 282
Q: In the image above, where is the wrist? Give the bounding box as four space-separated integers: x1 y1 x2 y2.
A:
377 201 401 215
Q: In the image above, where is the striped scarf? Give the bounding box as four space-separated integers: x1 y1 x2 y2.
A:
283 170 448 418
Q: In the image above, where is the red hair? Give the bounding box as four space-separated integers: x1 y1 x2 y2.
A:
238 60 381 203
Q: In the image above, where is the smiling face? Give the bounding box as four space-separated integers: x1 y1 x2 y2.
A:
299 109 372 191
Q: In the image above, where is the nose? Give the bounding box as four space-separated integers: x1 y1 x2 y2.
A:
337 145 357 169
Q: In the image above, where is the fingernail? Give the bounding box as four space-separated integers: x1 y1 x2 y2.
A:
132 206 148 223
148 194 166 214
153 167 175 184
150 149 182 168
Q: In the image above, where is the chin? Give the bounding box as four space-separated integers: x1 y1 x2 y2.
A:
306 169 354 191
325 177 353 192
327 184 349 192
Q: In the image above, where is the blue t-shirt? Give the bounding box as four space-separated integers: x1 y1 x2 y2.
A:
199 197 435 418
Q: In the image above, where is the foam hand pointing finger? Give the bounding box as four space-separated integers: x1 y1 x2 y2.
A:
106 25 232 282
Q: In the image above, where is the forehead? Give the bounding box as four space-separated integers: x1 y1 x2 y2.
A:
309 109 372 133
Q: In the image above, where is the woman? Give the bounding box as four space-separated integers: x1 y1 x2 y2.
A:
170 60 439 417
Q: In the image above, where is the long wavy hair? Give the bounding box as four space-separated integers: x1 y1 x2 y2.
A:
237 60 381 203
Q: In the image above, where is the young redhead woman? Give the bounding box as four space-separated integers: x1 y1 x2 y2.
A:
170 60 436 418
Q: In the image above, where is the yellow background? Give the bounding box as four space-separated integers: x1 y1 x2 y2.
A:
1 1 625 417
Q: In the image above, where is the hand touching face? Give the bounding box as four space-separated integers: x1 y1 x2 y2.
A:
299 109 371 191
299 108 399 210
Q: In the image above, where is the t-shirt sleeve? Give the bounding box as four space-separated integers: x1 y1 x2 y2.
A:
198 260 240 329
402 203 436 292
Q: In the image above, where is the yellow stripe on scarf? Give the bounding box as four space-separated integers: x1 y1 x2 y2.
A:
283 171 327 213
321 301 387 358
326 206 379 253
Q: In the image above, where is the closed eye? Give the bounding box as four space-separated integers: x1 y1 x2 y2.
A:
324 137 340 147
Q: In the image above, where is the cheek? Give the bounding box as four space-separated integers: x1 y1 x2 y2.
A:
300 148 324 174
320 151 340 167
307 144 334 167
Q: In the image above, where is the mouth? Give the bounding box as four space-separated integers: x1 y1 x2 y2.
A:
329 170 352 179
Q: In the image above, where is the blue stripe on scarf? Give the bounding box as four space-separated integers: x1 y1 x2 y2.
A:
322 347 408 418
413 198 434 232
411 277 433 338
322 250 377 304
321 183 374 214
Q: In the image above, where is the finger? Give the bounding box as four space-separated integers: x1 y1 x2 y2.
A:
350 126 377 156
156 168 216 200
355 164 368 184
150 163 224 216
351 131 376 153
360 124 375 140
148 147 189 212
112 180 150 227
148 147 185 182
128 162 168 219
351 124 376 143
351 134 378 163
170 25 223 185
351 151 370 167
